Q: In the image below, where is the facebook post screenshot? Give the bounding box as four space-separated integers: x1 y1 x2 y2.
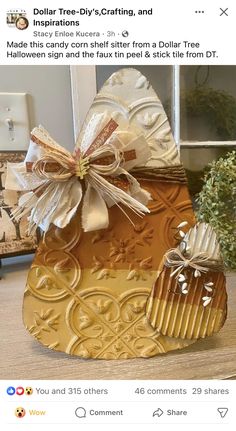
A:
0 0 235 429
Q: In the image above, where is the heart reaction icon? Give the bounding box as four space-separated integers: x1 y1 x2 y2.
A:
16 387 25 396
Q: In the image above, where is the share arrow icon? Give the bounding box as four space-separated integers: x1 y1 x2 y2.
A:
217 408 228 418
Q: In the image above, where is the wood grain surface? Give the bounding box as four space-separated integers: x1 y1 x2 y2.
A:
0 257 235 380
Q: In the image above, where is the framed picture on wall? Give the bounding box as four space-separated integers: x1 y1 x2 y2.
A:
0 151 39 258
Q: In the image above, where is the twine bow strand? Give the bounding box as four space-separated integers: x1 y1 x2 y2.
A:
165 248 211 278
6 117 151 233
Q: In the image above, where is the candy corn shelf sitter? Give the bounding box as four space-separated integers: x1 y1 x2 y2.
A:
5 68 227 360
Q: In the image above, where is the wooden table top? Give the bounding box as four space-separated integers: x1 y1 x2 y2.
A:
0 257 235 380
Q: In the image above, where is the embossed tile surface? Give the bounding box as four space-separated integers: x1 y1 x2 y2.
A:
24 181 195 359
1 262 236 378
23 68 197 359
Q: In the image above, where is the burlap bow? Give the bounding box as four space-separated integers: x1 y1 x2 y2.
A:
5 115 151 233
165 248 212 278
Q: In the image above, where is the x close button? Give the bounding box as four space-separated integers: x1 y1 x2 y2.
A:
220 8 229 16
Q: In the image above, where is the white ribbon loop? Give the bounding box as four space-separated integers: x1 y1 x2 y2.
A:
5 116 152 234
82 184 109 232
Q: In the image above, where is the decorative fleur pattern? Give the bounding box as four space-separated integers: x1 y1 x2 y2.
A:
23 178 196 358
134 74 150 89
28 309 60 339
23 176 196 359
65 289 192 359
137 112 160 129
109 238 135 263
23 69 196 359
89 221 155 278
104 71 124 86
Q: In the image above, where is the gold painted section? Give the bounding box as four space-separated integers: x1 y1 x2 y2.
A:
22 68 202 360
23 180 197 359
24 267 194 359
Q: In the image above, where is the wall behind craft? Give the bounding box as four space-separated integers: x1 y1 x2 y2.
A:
0 66 74 151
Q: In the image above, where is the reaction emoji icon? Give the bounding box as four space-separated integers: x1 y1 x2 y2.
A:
6 386 15 396
25 387 33 395
15 407 26 418
16 387 24 396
